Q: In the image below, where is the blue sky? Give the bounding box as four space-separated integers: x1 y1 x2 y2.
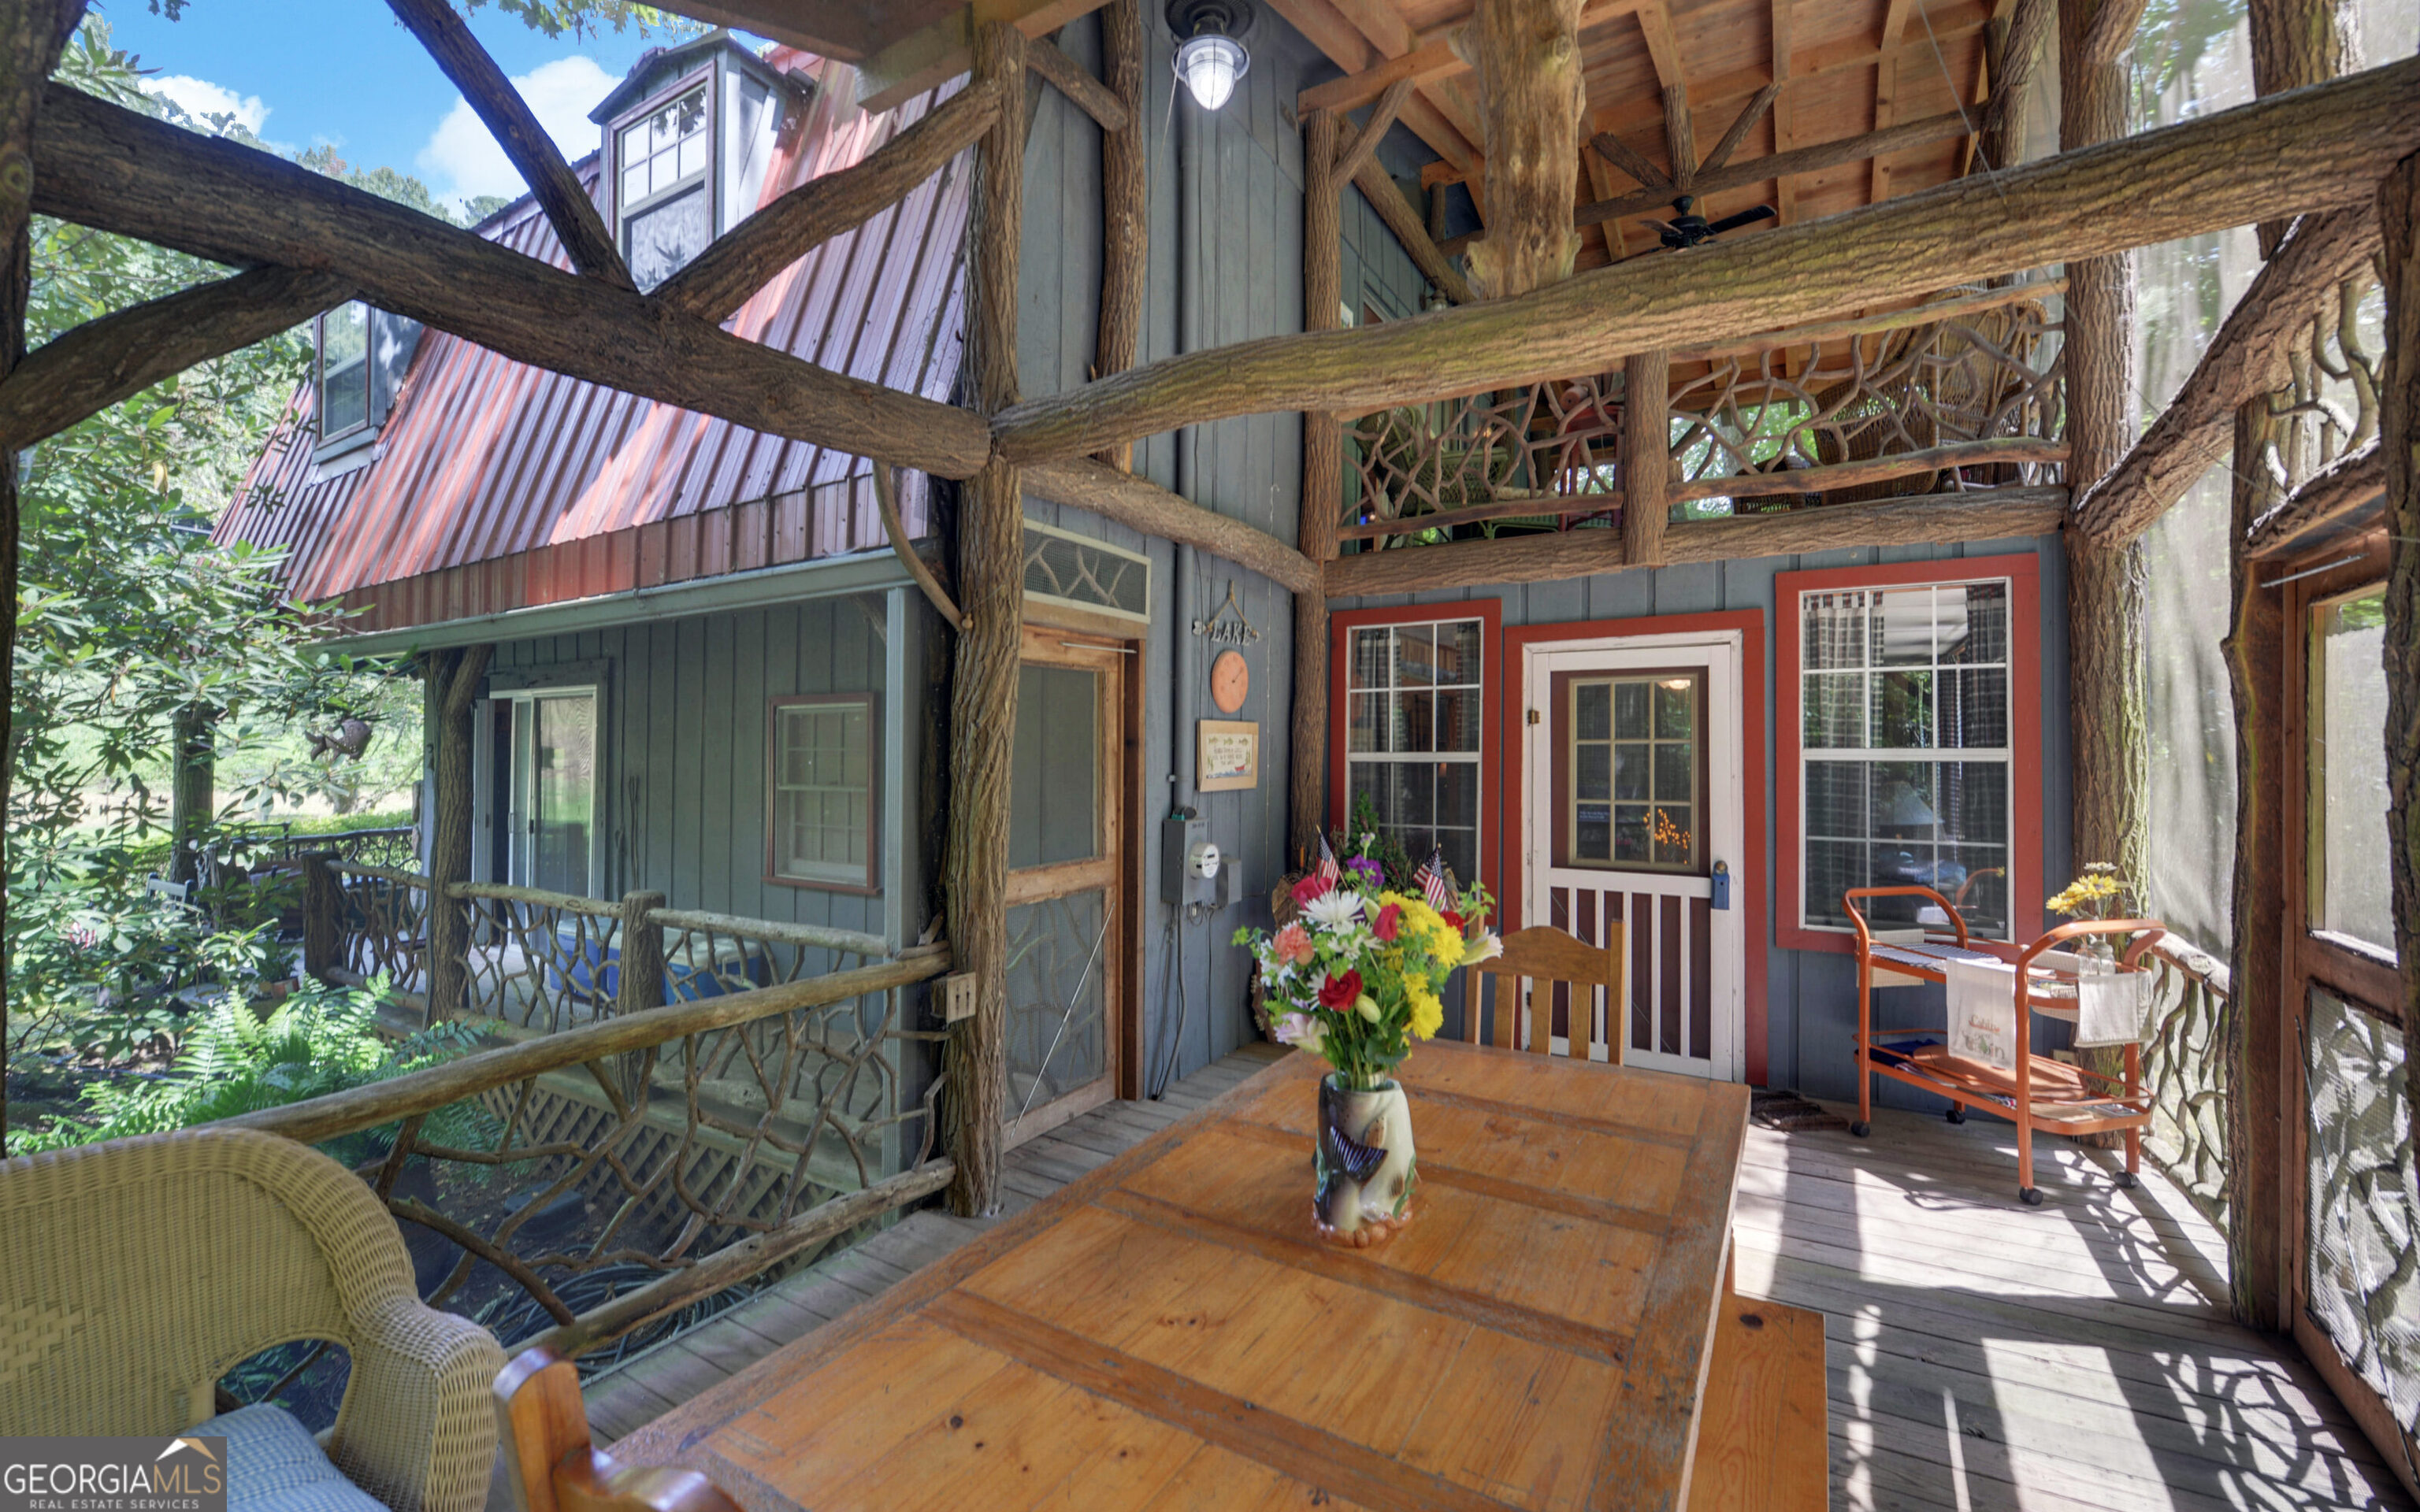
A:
95 0 692 213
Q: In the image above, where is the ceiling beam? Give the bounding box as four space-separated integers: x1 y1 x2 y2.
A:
1266 0 1481 171
986 55 2420 464
1332 76 1412 185
857 0 1109 113
1769 0 1795 224
1575 105 1977 228
1298 0 1646 115
1700 83 1780 176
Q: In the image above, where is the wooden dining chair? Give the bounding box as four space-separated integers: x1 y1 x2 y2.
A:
1462 923 1630 1063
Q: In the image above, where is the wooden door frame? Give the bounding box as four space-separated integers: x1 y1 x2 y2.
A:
2273 528 2415 1493
1501 611 1769 1086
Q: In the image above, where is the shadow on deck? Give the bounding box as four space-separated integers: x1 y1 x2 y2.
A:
586 1048 2413 1510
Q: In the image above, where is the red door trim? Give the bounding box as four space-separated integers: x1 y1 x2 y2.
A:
1500 610 1769 1086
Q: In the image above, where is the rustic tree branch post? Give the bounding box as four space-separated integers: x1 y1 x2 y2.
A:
302 852 341 984
1293 108 1343 865
165 702 215 888
942 20 1026 1219
1459 0 1585 299
2058 0 2147 1140
1622 350 1669 569
0 0 82 1155
423 645 492 1026
1093 0 1145 470
2221 0 2359 1335
614 891 667 1018
2380 150 2420 1120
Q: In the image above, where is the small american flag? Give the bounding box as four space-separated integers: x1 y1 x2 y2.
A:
1413 848 1453 911
1314 833 1342 885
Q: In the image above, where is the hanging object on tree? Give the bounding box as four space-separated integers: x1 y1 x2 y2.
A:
308 716 374 760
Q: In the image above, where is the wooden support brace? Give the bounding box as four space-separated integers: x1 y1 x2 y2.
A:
1589 128 1673 193
1577 106 1980 228
1026 35 1130 132
1334 77 1413 187
1701 82 1781 176
1092 0 1146 470
1351 150 1476 305
2242 439 2382 558
873 461 970 629
1621 350 1670 567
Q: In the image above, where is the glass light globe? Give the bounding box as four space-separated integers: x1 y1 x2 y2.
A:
1175 32 1248 111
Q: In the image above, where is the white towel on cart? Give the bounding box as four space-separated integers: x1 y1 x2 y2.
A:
1944 954 2017 1072
2071 958 2151 1047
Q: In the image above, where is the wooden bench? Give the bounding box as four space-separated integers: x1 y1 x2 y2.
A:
1685 1281 1828 1511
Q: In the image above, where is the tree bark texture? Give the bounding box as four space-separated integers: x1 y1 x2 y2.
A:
1324 487 2069 598
2248 0 2359 255
2244 437 2381 557
1457 0 1584 299
2381 152 2420 1118
0 0 80 1156
32 84 994 480
2071 203 2381 546
1973 0 2052 176
1620 349 1670 568
2223 403 2289 1332
1349 153 1476 307
943 21 1026 1220
424 644 492 1026
1294 109 1343 867
989 56 2420 466
2060 0 2147 1142
1091 0 1145 469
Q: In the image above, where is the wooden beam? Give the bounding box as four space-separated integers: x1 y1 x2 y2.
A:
1092 0 1145 469
656 76 1003 324
1026 33 1129 132
1463 0 1588 299
2071 203 2381 546
1621 350 1669 565
32 83 995 480
989 57 2420 465
1023 459 1319 595
1268 0 1484 176
1335 489 1617 540
1323 487 2067 597
1666 278 2067 361
0 265 351 449
1297 0 1646 115
1661 83 1698 193
385 0 629 288
1332 76 1412 187
1701 83 1780 176
1637 0 1685 86
1576 107 1979 229
2379 144 2420 1110
1351 150 1478 305
2242 439 2382 558
941 20 1026 1221
1589 128 1672 192
1769 0 1797 224
857 0 1106 113
1667 435 2070 500
872 462 967 628
1295 104 1345 862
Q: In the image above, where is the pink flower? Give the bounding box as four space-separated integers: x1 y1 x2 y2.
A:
1291 873 1334 907
1371 903 1403 943
1317 969 1364 1010
1272 922 1314 967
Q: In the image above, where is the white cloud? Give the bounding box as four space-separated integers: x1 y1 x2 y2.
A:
143 74 269 135
416 55 614 206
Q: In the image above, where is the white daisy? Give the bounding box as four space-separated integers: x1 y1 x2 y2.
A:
1303 890 1364 931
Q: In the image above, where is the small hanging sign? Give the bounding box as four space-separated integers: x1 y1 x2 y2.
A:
1190 580 1262 646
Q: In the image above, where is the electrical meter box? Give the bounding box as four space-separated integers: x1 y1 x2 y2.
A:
1160 810 1235 909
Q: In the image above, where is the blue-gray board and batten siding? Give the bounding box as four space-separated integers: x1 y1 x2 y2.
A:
1330 535 2079 1112
1010 7 1432 1091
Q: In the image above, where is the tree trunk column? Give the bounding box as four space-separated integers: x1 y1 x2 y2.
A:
2380 152 2420 1117
1622 350 1671 569
167 702 215 887
1291 108 1342 866
1093 0 1145 472
424 644 491 1025
943 20 1026 1219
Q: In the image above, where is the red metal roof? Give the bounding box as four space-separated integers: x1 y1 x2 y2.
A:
217 50 968 635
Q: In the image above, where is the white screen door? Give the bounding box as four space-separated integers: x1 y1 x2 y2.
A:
1524 632 1745 1080
501 689 599 898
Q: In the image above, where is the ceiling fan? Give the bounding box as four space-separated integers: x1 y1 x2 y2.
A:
1647 195 1777 250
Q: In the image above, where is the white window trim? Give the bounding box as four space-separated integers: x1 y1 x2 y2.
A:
767 693 878 891
1343 615 1486 877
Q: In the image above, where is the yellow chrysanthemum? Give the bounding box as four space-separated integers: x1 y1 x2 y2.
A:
1406 983 1444 1040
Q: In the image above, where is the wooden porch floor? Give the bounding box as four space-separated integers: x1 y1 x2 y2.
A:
585 1046 2414 1511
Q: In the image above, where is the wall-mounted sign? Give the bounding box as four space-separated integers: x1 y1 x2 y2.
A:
1190 580 1262 646
1197 719 1259 791
1210 649 1250 713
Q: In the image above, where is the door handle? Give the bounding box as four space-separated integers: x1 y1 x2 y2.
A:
1710 860 1731 910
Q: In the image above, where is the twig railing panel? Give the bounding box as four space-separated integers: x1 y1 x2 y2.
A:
450 881 630 1032
2141 938 2233 1230
237 946 952 1367
328 862 433 998
1342 375 1624 541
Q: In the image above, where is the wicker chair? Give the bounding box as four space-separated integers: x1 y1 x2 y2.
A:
0 1126 503 1512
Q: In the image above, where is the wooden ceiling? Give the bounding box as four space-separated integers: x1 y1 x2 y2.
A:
1275 0 2001 270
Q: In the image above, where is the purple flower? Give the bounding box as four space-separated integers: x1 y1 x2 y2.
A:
1345 857 1385 891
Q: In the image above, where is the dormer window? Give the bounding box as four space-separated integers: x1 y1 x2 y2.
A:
595 34 802 293
314 301 425 454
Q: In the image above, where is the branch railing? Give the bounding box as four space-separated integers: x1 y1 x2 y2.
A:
2140 937 2233 1230
1336 282 2069 549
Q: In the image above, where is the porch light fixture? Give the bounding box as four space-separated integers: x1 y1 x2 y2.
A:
1168 0 1253 111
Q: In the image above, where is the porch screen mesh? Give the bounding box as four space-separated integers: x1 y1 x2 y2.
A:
1023 526 1149 621
2303 986 2419 1437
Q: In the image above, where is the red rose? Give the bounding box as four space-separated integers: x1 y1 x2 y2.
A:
1372 903 1403 942
1317 969 1363 1010
1291 873 1334 907
1442 910 1465 933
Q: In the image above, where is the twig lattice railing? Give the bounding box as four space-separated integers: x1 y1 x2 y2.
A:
1341 374 1624 541
2140 938 2233 1230
321 861 433 996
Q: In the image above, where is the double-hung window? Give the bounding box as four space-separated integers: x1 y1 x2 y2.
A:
1341 614 1488 884
616 81 713 289
1780 558 2039 945
598 39 792 292
767 695 877 891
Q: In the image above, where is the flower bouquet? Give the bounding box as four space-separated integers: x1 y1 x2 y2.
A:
1234 850 1498 1247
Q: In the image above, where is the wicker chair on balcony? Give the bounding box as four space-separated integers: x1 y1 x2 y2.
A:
0 1125 503 1512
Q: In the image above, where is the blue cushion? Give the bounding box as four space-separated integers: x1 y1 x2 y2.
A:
195 1403 391 1512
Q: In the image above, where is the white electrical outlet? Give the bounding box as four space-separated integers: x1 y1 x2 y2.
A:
941 972 977 1024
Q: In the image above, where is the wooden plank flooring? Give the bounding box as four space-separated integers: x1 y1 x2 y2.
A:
582 1043 1288 1443
589 1047 2417 1512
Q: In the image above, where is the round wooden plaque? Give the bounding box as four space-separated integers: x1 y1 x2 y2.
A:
1210 649 1249 713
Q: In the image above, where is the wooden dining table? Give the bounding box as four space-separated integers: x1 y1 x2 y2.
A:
617 1040 1752 1512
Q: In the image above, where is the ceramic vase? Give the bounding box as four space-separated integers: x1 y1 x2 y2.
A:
1314 1073 1416 1247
